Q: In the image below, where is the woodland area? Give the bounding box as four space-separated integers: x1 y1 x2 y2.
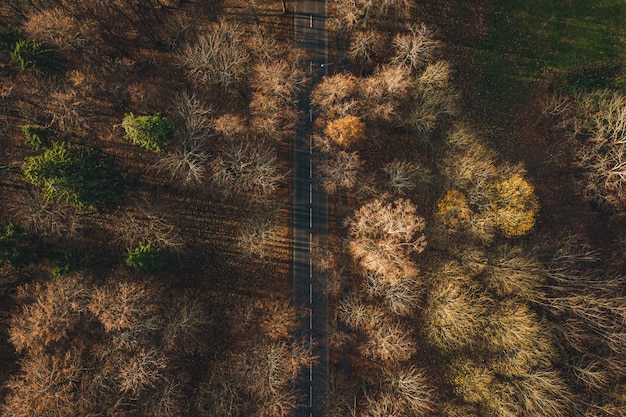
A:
0 0 626 416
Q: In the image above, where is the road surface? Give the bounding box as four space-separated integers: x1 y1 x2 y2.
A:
292 1 329 416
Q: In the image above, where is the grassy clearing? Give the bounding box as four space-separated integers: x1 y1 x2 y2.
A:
466 0 626 133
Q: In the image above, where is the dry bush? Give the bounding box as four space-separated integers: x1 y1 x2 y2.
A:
391 23 436 70
24 7 88 52
422 262 490 352
47 86 93 135
436 189 472 230
11 189 84 237
238 214 284 260
347 198 426 285
209 140 288 204
348 30 383 63
181 21 250 88
359 65 412 122
319 150 362 194
488 171 539 238
116 202 183 250
9 276 91 354
311 73 360 118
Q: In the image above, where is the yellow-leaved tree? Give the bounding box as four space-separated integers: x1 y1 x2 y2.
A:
488 173 539 238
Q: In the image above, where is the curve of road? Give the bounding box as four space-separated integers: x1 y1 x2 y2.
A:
293 2 329 417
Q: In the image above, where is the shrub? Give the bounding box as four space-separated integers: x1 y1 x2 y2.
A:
10 39 59 74
122 113 174 152
21 125 54 150
22 142 122 208
124 242 170 272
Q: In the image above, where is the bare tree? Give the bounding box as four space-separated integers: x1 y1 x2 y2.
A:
115 348 168 397
250 92 297 140
382 160 427 194
386 367 434 416
319 150 362 194
209 140 288 203
238 213 284 260
360 318 416 362
359 65 412 122
156 92 211 189
549 90 626 208
346 198 426 285
11 189 84 237
347 30 382 63
311 73 360 118
180 21 250 88
364 271 422 316
422 262 491 352
391 23 437 70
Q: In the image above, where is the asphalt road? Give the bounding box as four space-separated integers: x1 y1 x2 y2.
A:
292 1 329 416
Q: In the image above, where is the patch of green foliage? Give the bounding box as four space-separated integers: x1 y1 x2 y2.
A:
0 221 30 268
122 113 175 152
52 249 87 278
22 125 55 150
22 142 123 209
124 242 171 272
10 39 60 75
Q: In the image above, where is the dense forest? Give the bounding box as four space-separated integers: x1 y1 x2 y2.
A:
1 0 626 416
